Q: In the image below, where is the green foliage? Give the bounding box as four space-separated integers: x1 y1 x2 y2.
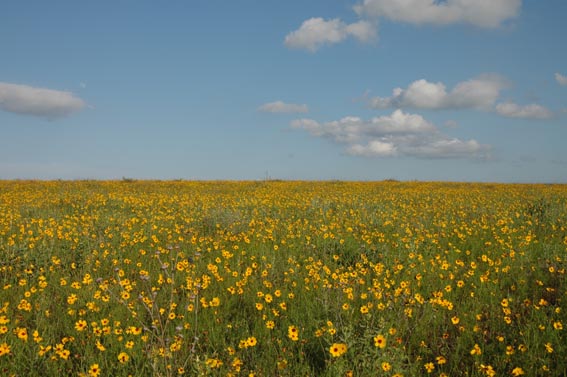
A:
0 181 565 376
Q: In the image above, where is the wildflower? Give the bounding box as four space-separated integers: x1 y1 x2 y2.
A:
329 343 347 357
381 362 392 372
210 297 220 307
38 345 52 356
0 343 10 356
277 359 288 370
32 330 42 343
16 327 28 342
206 358 223 368
128 326 142 335
424 362 435 373
265 320 275 329
170 339 182 352
75 320 88 331
545 342 553 353
479 364 496 377
553 321 563 330
117 352 129 363
511 367 525 376
470 343 482 356
95 340 106 352
246 336 257 347
88 364 101 377
288 325 299 341
374 334 387 349
62 336 74 345
436 356 447 365
58 349 71 360
232 357 243 372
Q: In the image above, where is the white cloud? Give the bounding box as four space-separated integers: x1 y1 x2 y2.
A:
407 138 486 158
284 18 377 51
495 102 553 119
292 109 436 143
292 109 489 159
556 73 567 86
354 0 521 28
0 82 86 119
370 75 507 110
258 101 309 113
347 140 397 157
285 1 520 52
347 135 488 158
345 20 378 42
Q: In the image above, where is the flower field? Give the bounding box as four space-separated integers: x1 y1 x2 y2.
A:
0 180 566 376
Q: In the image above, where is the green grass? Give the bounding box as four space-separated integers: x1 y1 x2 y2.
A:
0 180 565 376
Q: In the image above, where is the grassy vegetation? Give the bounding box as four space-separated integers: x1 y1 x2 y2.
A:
0 180 565 376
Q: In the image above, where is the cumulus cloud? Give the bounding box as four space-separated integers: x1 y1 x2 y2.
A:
369 75 557 120
346 140 397 157
556 73 567 86
495 102 553 119
292 110 435 143
284 18 377 51
258 101 309 113
370 75 507 110
406 138 486 158
291 109 489 159
285 1 520 51
0 82 86 119
347 136 486 158
354 0 521 28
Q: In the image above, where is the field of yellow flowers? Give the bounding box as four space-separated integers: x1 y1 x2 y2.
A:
0 180 565 376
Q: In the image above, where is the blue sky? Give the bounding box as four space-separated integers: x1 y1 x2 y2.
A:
1 0 566 182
